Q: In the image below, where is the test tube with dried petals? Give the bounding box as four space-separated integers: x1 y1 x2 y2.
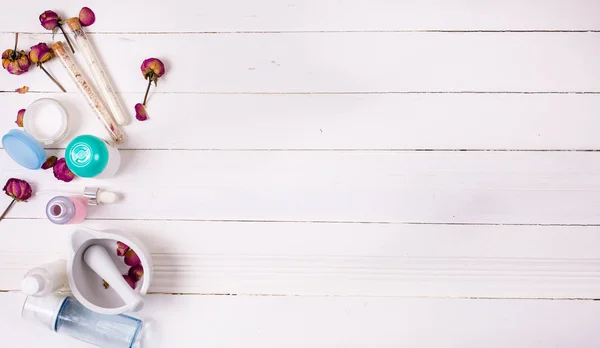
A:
51 42 124 144
65 18 128 125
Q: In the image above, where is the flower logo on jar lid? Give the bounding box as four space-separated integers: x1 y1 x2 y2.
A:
70 142 92 167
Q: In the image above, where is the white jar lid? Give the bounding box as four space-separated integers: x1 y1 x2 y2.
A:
23 98 69 146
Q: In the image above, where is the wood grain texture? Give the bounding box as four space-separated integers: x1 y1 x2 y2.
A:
2 93 600 150
2 150 600 224
1 0 600 32
1 220 600 297
2 32 600 93
2 293 600 348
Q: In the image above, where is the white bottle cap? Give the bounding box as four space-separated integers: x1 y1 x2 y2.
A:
21 294 67 331
98 190 119 204
21 274 45 295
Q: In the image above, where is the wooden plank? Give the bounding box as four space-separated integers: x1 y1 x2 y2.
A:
2 292 600 348
2 93 600 150
1 220 600 297
2 151 600 224
2 32 600 93
1 0 600 32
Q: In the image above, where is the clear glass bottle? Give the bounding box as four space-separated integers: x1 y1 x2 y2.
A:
21 260 68 296
22 295 143 348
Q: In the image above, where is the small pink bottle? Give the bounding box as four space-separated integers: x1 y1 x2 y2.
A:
46 196 88 224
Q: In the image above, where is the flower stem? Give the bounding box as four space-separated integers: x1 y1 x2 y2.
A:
143 78 152 106
59 25 75 54
12 33 18 60
0 199 16 222
40 65 67 92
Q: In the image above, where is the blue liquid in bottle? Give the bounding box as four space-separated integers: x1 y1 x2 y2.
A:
55 297 143 348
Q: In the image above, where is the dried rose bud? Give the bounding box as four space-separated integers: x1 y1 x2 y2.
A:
41 156 58 170
2 33 30 76
39 10 75 54
141 58 165 81
15 109 25 127
39 10 59 30
140 58 165 106
29 43 53 65
1 178 33 222
53 158 75 182
15 86 29 94
123 275 136 289
124 249 141 266
134 103 148 121
29 43 65 92
79 7 96 27
103 280 109 289
116 241 130 256
3 178 32 202
2 50 31 75
128 264 144 282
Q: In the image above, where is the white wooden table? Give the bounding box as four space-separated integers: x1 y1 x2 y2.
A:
1 1 600 347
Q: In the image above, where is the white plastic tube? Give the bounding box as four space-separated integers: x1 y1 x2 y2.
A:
65 18 128 125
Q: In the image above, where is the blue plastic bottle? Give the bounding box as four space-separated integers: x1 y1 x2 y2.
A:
22 295 143 348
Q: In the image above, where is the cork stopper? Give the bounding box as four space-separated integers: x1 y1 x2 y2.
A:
50 41 66 55
65 17 82 31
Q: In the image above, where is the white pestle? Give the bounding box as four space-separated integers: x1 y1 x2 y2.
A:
83 245 144 312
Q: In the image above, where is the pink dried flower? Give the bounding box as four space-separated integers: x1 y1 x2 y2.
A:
3 178 32 202
134 103 148 121
124 249 141 266
79 7 96 27
29 43 66 92
140 58 165 106
53 158 75 182
1 178 33 222
39 10 75 54
2 33 31 76
39 10 59 30
15 109 25 127
122 275 136 289
116 241 130 256
128 264 144 282
29 43 53 64
41 156 58 170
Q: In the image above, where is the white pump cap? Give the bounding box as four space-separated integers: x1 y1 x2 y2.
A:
21 274 45 295
21 294 67 330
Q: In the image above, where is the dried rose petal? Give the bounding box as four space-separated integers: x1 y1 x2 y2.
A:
123 275 136 289
3 178 32 202
41 156 58 170
79 7 96 27
15 86 29 94
128 264 144 282
116 241 130 256
124 249 141 266
135 103 148 121
15 109 25 127
103 279 109 289
53 158 75 182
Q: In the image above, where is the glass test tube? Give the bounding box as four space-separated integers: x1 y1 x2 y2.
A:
65 18 128 126
50 42 124 144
